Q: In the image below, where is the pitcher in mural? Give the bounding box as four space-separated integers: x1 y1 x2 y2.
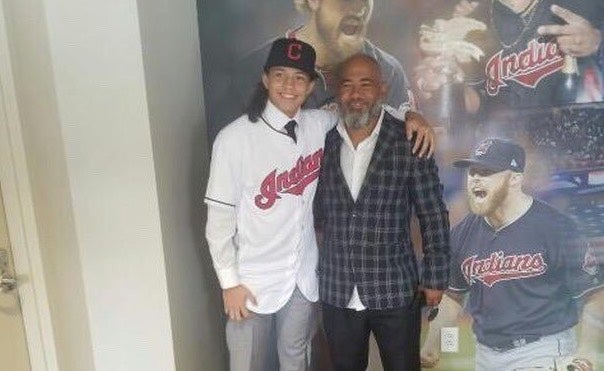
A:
420 138 604 371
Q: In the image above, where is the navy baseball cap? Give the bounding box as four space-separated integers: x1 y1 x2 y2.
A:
264 38 319 79
453 138 525 173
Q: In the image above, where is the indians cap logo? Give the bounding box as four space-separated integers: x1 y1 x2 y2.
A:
474 139 493 156
287 43 302 60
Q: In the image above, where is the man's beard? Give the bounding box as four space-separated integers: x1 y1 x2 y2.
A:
467 176 509 217
341 100 382 129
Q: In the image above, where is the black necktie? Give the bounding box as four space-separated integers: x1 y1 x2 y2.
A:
284 120 297 144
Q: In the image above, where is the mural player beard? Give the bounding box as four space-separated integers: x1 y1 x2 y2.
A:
467 172 510 217
315 5 372 62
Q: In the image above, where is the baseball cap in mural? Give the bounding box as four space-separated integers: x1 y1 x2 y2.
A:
264 38 319 79
453 138 525 173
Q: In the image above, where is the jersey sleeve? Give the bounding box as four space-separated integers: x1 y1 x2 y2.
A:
204 127 242 208
205 205 240 289
204 127 244 289
320 110 340 134
448 222 471 293
383 58 413 114
557 215 604 299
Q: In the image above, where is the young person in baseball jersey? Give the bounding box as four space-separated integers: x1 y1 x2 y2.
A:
315 54 450 371
420 138 604 371
205 38 435 371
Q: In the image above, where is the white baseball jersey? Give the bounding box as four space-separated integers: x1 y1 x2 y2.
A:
205 100 336 314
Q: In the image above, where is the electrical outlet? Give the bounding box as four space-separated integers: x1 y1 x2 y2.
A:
441 327 459 353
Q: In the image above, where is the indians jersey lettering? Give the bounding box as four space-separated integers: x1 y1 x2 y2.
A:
255 148 324 209
461 251 547 287
449 200 603 347
485 39 563 96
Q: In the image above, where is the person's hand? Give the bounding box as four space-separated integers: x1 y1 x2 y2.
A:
452 0 480 18
223 285 257 321
422 288 444 306
420 345 441 368
537 5 602 57
555 357 593 371
415 56 465 99
405 111 436 158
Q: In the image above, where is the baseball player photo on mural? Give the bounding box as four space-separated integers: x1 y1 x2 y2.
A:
415 0 604 131
420 138 604 371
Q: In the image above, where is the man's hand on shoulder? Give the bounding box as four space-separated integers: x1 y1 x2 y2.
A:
405 111 436 158
222 284 257 322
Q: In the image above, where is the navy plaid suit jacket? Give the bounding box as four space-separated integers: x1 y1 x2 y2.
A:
315 111 450 310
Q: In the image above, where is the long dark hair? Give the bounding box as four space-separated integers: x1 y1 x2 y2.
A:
245 82 268 123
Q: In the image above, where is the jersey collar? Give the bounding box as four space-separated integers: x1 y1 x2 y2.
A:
264 100 302 130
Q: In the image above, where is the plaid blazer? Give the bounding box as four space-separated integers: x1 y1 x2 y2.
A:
315 111 450 310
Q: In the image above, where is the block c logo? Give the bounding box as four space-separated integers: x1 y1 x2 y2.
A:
287 43 302 60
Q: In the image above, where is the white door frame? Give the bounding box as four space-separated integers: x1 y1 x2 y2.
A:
0 1 58 370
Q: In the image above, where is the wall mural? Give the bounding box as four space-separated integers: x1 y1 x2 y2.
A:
198 0 604 369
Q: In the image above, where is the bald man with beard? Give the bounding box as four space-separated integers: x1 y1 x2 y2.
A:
421 138 604 371
315 54 450 371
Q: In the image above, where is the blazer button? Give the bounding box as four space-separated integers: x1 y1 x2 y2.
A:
351 213 357 218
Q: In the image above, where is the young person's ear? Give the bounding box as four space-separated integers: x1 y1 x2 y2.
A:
306 80 316 95
262 72 269 90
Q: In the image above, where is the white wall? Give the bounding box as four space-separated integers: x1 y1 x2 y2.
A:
135 0 227 370
2 0 224 369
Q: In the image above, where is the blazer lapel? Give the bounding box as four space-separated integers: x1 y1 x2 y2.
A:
327 131 355 205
